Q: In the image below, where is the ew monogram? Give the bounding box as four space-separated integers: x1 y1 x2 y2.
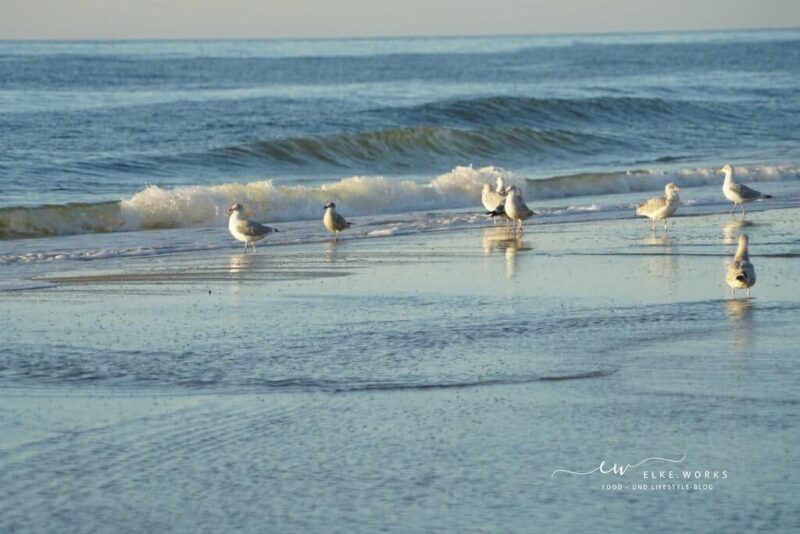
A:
551 453 687 478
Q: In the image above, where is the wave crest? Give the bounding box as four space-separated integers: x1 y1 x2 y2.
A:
193 125 616 170
398 96 703 127
1 164 797 240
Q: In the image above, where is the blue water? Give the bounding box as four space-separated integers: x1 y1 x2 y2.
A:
2 30 799 211
2 31 800 532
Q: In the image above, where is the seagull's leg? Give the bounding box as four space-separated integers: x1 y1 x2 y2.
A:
335 230 339 242
242 242 248 254
252 242 257 254
747 287 751 298
730 203 736 216
741 204 747 217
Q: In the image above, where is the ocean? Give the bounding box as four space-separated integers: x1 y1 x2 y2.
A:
2 30 800 232
1 30 800 532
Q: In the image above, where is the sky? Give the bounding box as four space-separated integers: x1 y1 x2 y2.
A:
1 0 799 40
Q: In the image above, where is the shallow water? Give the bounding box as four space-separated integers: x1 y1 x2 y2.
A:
1 205 799 532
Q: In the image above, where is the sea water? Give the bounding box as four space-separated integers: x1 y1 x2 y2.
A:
1 30 800 532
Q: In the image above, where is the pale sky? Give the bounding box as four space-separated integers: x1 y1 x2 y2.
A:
1 0 798 40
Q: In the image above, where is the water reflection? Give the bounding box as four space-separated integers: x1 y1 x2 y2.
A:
483 227 525 278
323 239 344 264
228 254 259 280
723 219 754 244
641 230 672 247
638 230 678 290
725 298 753 353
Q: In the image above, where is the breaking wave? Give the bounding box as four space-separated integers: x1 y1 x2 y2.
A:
1 164 797 239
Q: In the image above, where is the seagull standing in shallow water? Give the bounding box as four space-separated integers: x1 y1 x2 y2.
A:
500 185 535 232
721 164 772 216
227 203 278 254
323 202 353 241
635 183 682 231
482 183 507 224
726 234 756 298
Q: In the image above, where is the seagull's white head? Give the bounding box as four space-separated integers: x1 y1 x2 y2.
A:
227 203 243 215
324 202 336 210
720 164 733 176
665 182 682 194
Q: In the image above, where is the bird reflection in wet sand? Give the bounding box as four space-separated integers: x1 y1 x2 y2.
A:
638 231 678 290
482 227 525 278
642 230 672 247
726 298 753 353
229 253 256 276
324 239 345 264
722 218 754 244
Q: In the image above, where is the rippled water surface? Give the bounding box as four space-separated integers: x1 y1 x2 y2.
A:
2 207 799 532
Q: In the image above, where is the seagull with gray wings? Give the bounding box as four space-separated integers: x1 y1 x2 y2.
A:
726 234 756 298
721 164 771 216
635 182 682 231
227 203 278 254
323 202 353 241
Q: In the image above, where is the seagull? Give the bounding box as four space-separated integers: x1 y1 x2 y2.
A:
635 183 682 231
495 185 534 232
227 203 278 254
323 202 353 241
726 234 756 298
721 164 771 216
482 183 507 220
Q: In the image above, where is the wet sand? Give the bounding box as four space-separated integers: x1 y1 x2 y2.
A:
1 208 799 532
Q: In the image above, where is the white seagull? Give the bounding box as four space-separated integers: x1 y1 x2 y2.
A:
499 185 535 231
635 183 682 231
721 164 771 216
482 183 507 215
726 234 756 298
227 203 278 254
323 202 353 241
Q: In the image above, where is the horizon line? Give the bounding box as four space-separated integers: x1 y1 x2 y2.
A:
1 25 798 43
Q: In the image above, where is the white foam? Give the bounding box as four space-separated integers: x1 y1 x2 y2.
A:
526 164 800 200
120 165 517 230
366 225 418 237
566 203 601 212
0 244 219 266
2 164 797 240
